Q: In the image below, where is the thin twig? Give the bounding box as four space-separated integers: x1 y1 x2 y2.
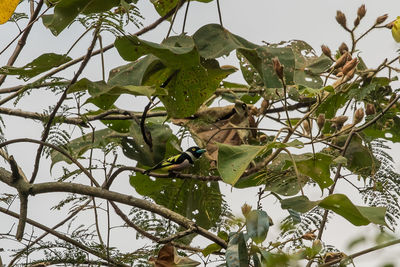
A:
0 0 44 86
216 0 223 27
182 0 190 34
30 25 101 184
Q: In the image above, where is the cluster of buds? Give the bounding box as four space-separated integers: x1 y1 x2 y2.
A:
365 103 376 115
317 114 326 130
336 10 347 29
323 252 346 264
376 14 389 25
241 203 252 217
321 45 333 60
338 42 349 55
260 99 270 114
353 107 365 124
302 120 312 136
301 230 317 241
354 4 366 27
330 115 348 131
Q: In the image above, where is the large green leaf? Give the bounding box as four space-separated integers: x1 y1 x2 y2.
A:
108 55 164 86
42 0 120 35
193 24 258 59
159 63 236 118
343 135 377 177
319 194 388 227
68 78 156 110
281 194 387 226
130 166 223 229
217 144 264 185
284 153 334 189
245 210 270 244
150 0 213 18
0 53 71 80
50 128 119 168
115 35 199 68
226 232 248 267
122 118 176 167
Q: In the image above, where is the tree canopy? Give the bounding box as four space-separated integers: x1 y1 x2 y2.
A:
1 1 400 266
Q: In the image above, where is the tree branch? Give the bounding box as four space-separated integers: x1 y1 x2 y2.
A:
0 206 130 267
30 25 101 184
0 0 44 86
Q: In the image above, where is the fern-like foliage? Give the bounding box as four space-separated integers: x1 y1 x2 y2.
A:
78 2 143 36
279 207 326 249
362 139 400 229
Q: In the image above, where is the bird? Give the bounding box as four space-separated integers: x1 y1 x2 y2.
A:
144 146 206 174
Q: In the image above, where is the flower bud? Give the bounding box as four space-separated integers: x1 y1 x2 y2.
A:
260 99 269 114
272 57 284 80
353 108 365 124
376 14 388 25
321 45 332 58
302 232 317 240
333 52 349 69
339 42 349 55
365 103 376 115
303 120 311 136
331 115 348 130
241 203 252 217
357 4 366 19
317 114 325 130
354 16 361 27
348 68 357 80
342 58 358 75
336 10 347 29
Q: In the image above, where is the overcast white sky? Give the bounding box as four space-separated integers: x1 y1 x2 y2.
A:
1 0 400 266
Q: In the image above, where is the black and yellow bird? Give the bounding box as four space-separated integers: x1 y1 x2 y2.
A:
144 146 206 174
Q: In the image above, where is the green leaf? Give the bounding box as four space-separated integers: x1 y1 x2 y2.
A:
150 0 213 17
130 170 223 229
69 78 156 110
363 115 400 143
50 128 119 168
0 53 71 80
281 194 388 226
293 153 334 189
193 24 258 59
245 210 270 244
115 35 199 68
226 232 248 267
319 194 387 226
159 63 235 118
42 0 120 35
108 55 164 86
343 136 377 177
202 243 221 257
217 144 264 185
281 195 318 213
122 118 176 167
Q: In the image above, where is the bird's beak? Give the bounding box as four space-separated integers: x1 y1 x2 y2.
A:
198 149 206 154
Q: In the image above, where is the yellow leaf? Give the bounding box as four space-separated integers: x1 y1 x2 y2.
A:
391 16 400 43
0 0 19 24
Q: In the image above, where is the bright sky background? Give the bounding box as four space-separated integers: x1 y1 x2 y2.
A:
1 0 400 266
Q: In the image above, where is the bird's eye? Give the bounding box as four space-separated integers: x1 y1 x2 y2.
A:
192 148 196 151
